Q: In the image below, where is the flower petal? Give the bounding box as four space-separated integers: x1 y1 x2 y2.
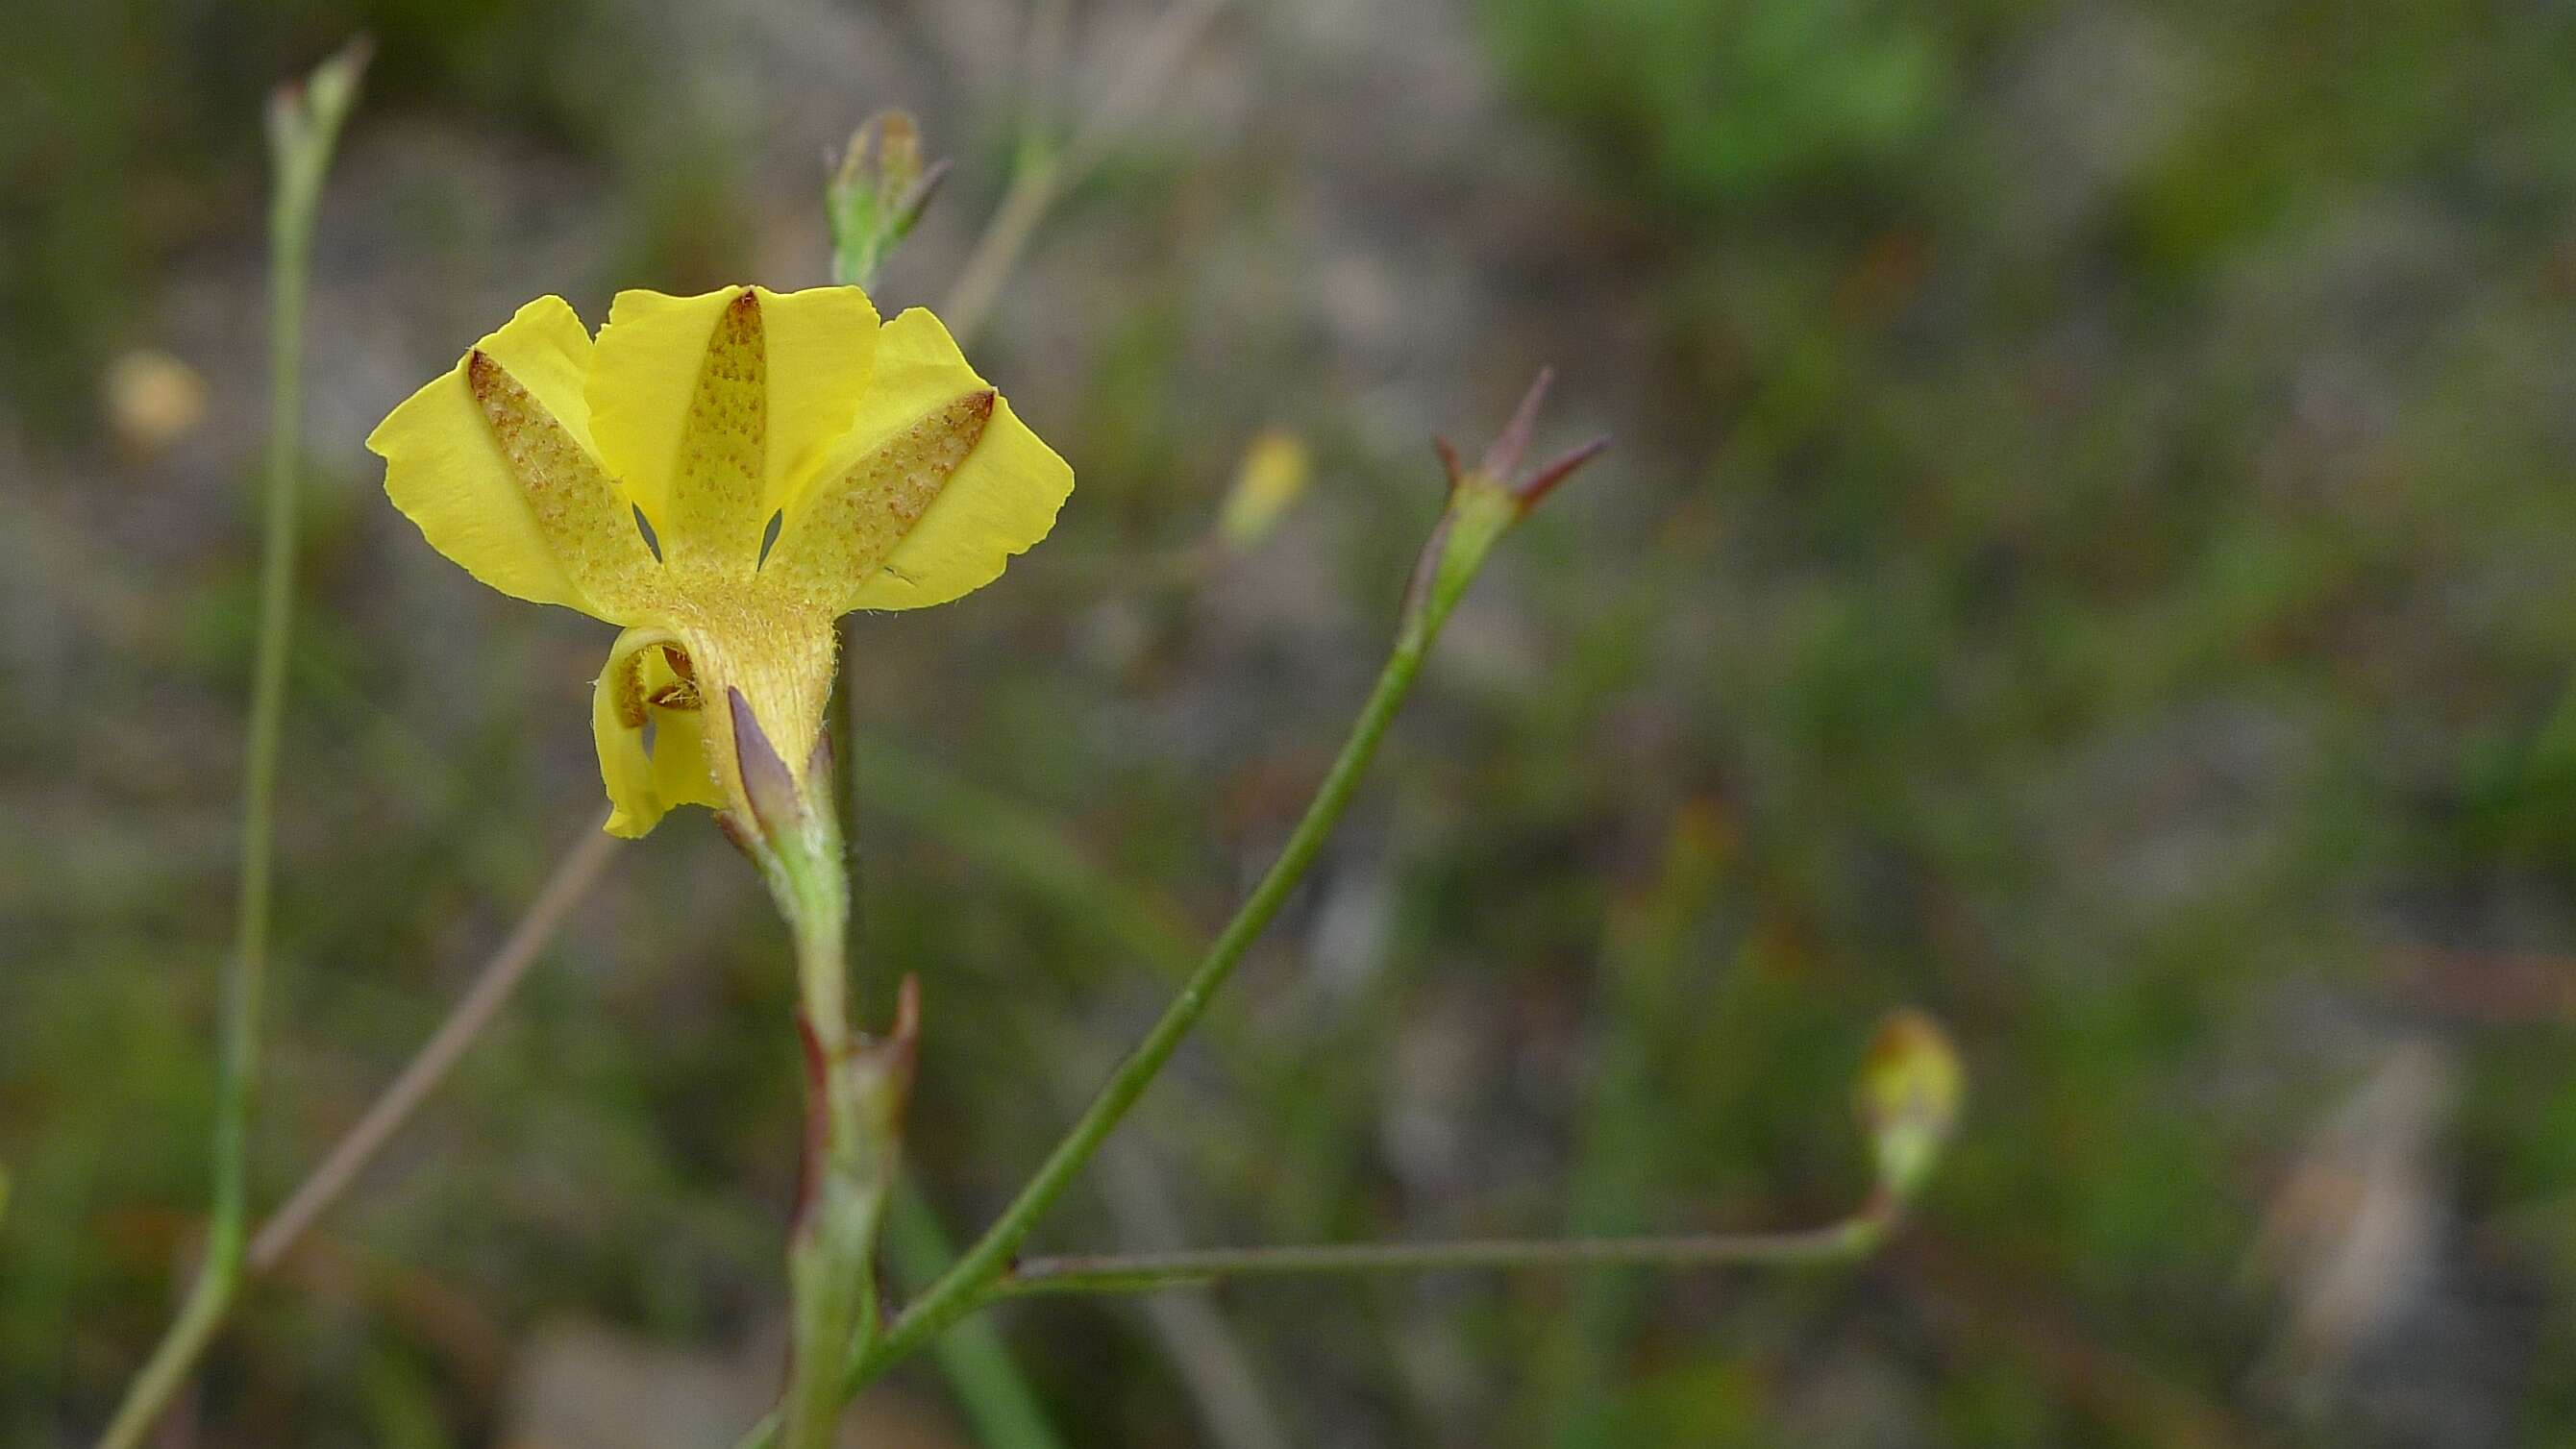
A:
758 387 992 608
754 284 881 514
368 296 654 618
588 285 879 577
768 307 1073 612
588 286 761 573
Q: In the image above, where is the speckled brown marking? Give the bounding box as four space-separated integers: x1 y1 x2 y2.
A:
465 348 656 610
610 646 650 729
661 290 769 573
760 389 995 604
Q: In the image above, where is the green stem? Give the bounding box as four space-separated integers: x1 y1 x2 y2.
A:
761 792 883 1449
837 622 1430 1397
996 1216 1891 1299
725 622 1438 1449
94 41 363 1449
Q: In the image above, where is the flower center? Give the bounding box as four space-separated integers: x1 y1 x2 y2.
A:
644 644 702 712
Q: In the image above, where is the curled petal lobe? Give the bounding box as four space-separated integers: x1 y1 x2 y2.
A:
591 627 721 837
369 296 650 617
593 628 666 838
783 307 1074 612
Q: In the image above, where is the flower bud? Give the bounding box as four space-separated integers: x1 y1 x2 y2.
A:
828 111 954 288
1854 1009 1963 1203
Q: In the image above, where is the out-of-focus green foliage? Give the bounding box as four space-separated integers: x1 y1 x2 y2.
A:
0 0 742 430
1478 0 1994 212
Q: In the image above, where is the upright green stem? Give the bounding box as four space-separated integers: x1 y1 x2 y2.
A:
94 42 363 1449
753 780 893 1449
815 111 1068 1447
727 689 919 1449
781 895 865 1448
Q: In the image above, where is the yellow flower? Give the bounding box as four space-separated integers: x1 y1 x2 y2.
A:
368 285 1072 837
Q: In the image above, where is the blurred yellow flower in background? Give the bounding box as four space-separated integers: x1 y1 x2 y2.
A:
1215 429 1309 553
368 284 1072 836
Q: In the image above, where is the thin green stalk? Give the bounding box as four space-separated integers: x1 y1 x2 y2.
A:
996 1216 1891 1299
94 41 364 1449
731 695 926 1449
780 916 869 1449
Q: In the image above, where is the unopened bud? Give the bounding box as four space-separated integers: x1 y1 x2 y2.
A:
870 112 924 203
828 111 953 289
1855 1009 1963 1203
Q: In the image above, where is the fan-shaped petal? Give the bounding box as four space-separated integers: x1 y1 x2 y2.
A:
368 296 651 618
768 308 1071 612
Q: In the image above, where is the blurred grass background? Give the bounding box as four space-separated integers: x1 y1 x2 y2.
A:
10 0 2576 1444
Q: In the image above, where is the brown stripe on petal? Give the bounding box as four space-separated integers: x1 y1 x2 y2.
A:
661 289 770 574
759 389 994 603
465 348 657 610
